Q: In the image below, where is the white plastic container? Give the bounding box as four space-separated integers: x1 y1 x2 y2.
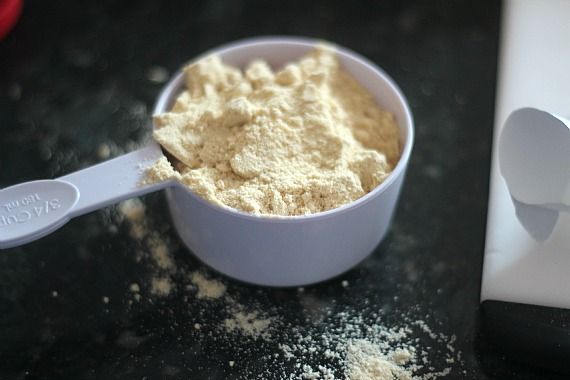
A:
0 37 414 286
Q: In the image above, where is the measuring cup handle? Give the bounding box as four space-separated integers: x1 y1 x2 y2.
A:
60 143 168 216
0 144 171 249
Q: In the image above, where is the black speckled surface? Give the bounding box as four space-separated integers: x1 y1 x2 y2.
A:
0 1 563 379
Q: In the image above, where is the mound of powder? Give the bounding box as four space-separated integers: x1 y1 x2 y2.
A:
147 47 400 216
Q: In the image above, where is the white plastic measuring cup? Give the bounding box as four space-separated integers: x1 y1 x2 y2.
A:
499 107 570 241
0 37 414 286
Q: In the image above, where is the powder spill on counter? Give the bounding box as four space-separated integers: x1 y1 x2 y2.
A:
113 199 279 341
273 309 457 380
106 196 460 379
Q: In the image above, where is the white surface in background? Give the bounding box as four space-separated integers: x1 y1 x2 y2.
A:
481 0 570 308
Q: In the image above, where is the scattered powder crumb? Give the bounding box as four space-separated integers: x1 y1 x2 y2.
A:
148 234 174 271
147 66 170 84
129 283 142 302
341 280 349 288
97 143 111 160
194 323 201 330
118 198 146 223
229 361 235 367
102 296 110 304
189 271 226 299
280 344 296 359
301 365 320 379
446 334 456 353
412 320 438 340
151 276 173 296
224 310 274 339
118 199 148 240
51 291 58 298
129 223 147 240
116 198 177 299
147 47 400 216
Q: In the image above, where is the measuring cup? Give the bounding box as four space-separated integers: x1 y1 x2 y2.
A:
499 107 570 240
0 37 414 286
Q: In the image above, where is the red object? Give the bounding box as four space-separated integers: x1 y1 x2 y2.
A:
0 0 22 40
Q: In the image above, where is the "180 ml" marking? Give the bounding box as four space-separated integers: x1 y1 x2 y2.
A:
0 199 61 226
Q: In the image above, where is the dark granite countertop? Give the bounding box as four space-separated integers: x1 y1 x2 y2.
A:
0 1 564 379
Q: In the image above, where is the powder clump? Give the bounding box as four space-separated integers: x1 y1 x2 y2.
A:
147 47 400 216
223 310 274 339
189 271 226 299
345 340 413 380
150 276 173 296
